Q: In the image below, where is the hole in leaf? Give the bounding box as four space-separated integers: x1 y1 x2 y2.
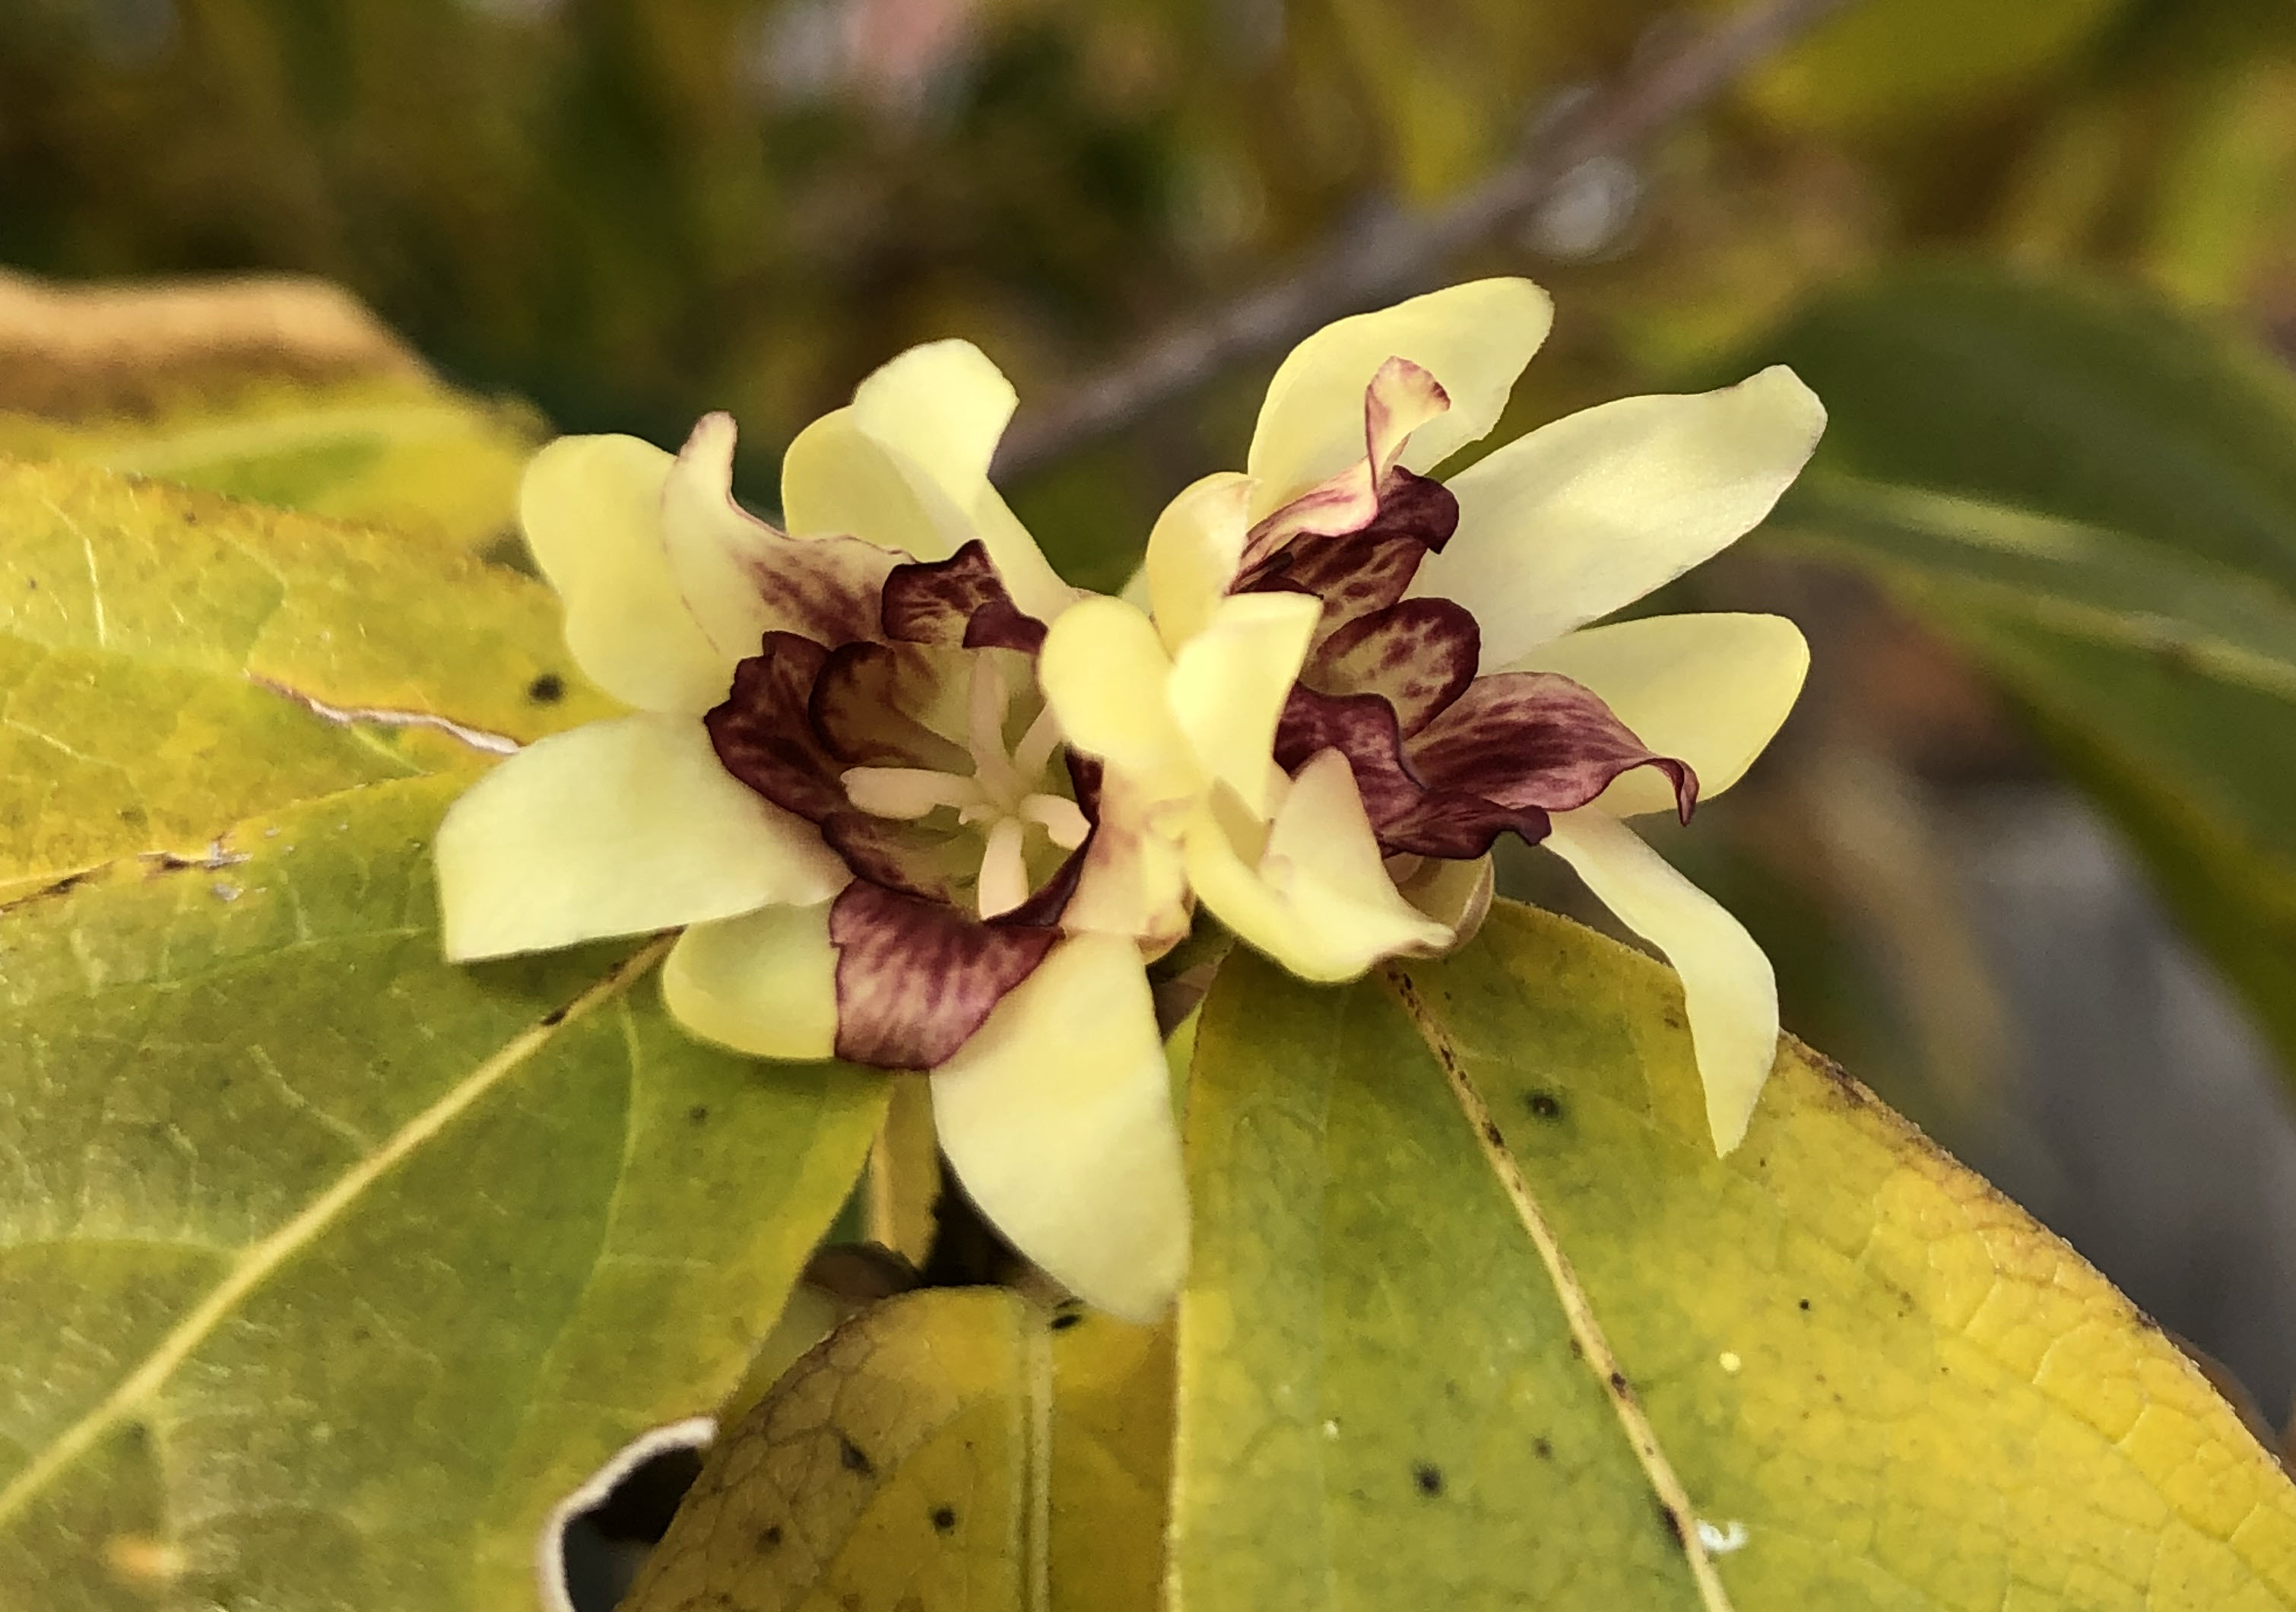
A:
546 1418 712 1612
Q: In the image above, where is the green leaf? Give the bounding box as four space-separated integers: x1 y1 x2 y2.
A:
0 771 884 1607
620 1288 1172 1612
1172 901 2296 1607
0 457 615 901
1747 266 2296 1087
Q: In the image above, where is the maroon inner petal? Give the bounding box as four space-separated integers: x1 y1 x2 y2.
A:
1275 671 1697 861
882 540 1048 654
1306 597 1479 738
810 641 972 773
1406 671 1697 823
829 881 1059 1068
704 632 847 823
1238 468 1458 641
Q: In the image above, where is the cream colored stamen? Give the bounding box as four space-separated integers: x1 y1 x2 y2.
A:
842 766 987 820
840 655 1093 919
975 817 1032 919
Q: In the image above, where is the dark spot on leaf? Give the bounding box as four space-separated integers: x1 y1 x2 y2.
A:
1568 1337 1584 1358
1481 1120 1505 1148
1656 1501 1684 1547
1798 1299 1811 1312
1049 1311 1082 1331
1533 1438 1552 1461
1607 1371 1629 1396
527 672 566 704
687 1104 710 1125
758 1525 783 1553
1412 1462 1443 1497
538 1005 569 1028
1527 1092 1563 1121
931 1506 957 1532
182 512 198 525
838 1433 876 1477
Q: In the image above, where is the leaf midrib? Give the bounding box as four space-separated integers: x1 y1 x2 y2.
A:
0 934 674 1531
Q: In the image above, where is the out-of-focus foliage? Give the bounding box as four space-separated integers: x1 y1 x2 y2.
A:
1753 268 2296 1104
0 270 541 551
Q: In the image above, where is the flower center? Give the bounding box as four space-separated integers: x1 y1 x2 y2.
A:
839 657 1089 920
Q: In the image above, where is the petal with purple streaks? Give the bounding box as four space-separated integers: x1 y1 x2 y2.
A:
829 881 1058 1068
663 412 902 658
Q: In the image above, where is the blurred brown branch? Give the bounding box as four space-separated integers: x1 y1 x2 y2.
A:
994 0 1857 478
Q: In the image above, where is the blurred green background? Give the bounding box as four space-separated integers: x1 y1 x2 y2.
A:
11 0 2296 1460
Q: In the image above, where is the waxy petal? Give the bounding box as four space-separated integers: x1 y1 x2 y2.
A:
1543 808 1778 1153
1168 592 1321 818
1063 778 1193 947
1186 749 1451 982
931 934 1189 1321
781 408 958 559
828 881 1058 1068
1414 366 1825 670
519 433 733 714
663 412 903 658
1247 278 1555 519
1144 471 1254 651
1039 595 1201 800
436 713 847 961
1513 613 1808 817
788 340 1077 625
661 900 841 1060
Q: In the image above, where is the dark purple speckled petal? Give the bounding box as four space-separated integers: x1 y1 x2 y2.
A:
829 881 1060 1068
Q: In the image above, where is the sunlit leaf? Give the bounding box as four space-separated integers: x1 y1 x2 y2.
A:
0 457 615 902
622 1288 1171 1612
0 772 884 1608
1171 901 2296 1607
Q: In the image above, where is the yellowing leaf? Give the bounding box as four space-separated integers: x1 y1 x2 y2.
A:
0 269 541 551
0 458 616 900
623 1290 1171 1612
1172 901 2296 1608
0 773 885 1608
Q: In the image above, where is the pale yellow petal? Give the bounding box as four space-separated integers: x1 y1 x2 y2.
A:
1167 592 1320 817
780 406 956 559
661 900 841 1061
1512 613 1809 816
1416 366 1825 669
848 338 1018 508
837 338 1076 623
1062 770 1194 948
1144 471 1254 651
1038 595 1200 797
1246 278 1554 519
931 935 1188 1322
1543 809 1778 1153
519 433 734 713
435 713 848 961
1185 750 1451 982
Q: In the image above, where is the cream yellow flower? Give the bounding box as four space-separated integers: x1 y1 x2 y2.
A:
433 342 1192 1320
1042 278 1825 1153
